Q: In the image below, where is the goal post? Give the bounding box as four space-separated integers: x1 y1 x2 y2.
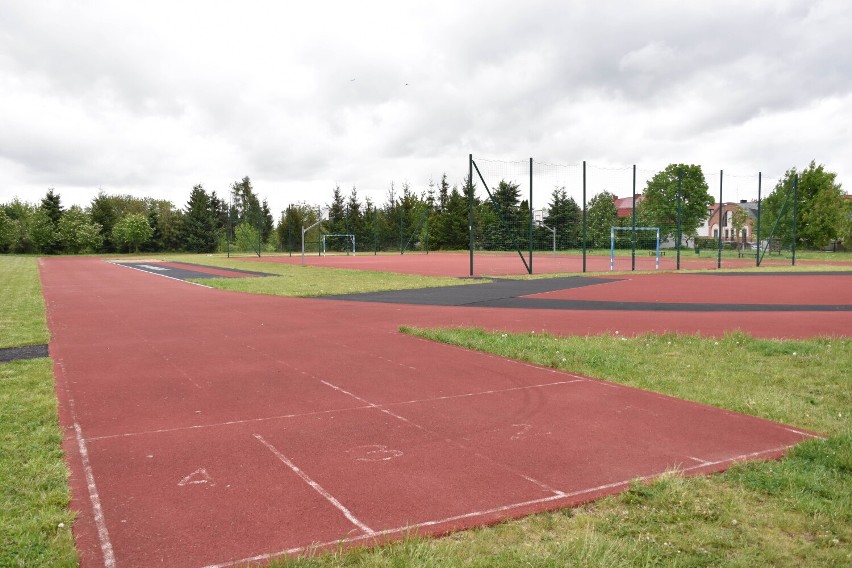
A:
321 234 356 256
610 227 660 271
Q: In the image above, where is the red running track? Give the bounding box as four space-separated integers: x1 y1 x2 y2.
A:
526 272 852 305
41 257 832 567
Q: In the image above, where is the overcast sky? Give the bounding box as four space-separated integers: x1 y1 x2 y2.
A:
1 0 850 216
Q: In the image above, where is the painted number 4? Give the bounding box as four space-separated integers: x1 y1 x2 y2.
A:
348 444 403 462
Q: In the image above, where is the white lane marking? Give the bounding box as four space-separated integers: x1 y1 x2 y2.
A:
783 427 824 439
687 456 712 465
318 380 567 497
85 404 375 441
74 423 116 568
55 353 117 568
253 434 374 536
202 443 804 568
390 379 584 407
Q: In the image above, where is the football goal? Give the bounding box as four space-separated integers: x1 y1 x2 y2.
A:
322 234 356 256
610 227 660 271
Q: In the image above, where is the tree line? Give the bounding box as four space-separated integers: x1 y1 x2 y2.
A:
1 162 848 255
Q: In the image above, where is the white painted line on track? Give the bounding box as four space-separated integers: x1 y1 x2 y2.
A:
203 443 803 568
85 378 582 442
389 379 584 407
253 434 375 536
105 260 213 288
319 380 568 497
687 456 712 465
783 427 824 439
53 353 117 568
85 404 375 441
74 423 116 568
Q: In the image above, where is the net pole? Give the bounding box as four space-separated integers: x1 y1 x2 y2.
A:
631 164 636 271
717 170 723 269
469 154 474 277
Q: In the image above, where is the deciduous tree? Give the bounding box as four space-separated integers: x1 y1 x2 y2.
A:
112 213 153 253
639 164 713 246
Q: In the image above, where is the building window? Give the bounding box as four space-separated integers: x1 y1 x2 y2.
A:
713 229 718 238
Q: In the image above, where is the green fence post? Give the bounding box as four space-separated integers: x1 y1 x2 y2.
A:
676 170 682 270
582 160 587 273
756 173 761 267
717 170 723 269
631 164 636 271
469 154 474 277
529 157 534 274
792 174 798 266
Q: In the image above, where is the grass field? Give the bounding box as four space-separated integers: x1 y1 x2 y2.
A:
0 256 50 348
3 253 850 566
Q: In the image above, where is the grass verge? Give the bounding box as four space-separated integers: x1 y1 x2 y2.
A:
267 330 850 567
0 256 77 566
0 256 50 348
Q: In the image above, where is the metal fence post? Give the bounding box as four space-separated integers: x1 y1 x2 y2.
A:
582 160 587 273
792 174 798 266
469 154 474 277
631 164 636 271
529 157 533 274
717 170 723 269
756 173 762 267
676 170 683 270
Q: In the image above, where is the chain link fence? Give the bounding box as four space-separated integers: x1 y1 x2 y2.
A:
469 155 801 275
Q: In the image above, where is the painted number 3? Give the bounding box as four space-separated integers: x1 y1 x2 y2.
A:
348 444 404 462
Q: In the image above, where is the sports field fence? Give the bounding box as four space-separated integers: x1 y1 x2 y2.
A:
468 155 799 275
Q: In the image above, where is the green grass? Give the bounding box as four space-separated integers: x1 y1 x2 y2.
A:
0 256 50 348
0 256 77 566
155 253 485 297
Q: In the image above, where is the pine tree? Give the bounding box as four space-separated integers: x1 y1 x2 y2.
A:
182 185 217 252
37 188 64 253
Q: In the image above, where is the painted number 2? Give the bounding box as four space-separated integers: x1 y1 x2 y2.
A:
347 444 404 462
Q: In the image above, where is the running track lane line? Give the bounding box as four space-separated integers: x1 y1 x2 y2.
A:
54 353 117 568
202 443 799 568
253 434 376 536
74 423 116 568
83 378 585 442
318 379 572 497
